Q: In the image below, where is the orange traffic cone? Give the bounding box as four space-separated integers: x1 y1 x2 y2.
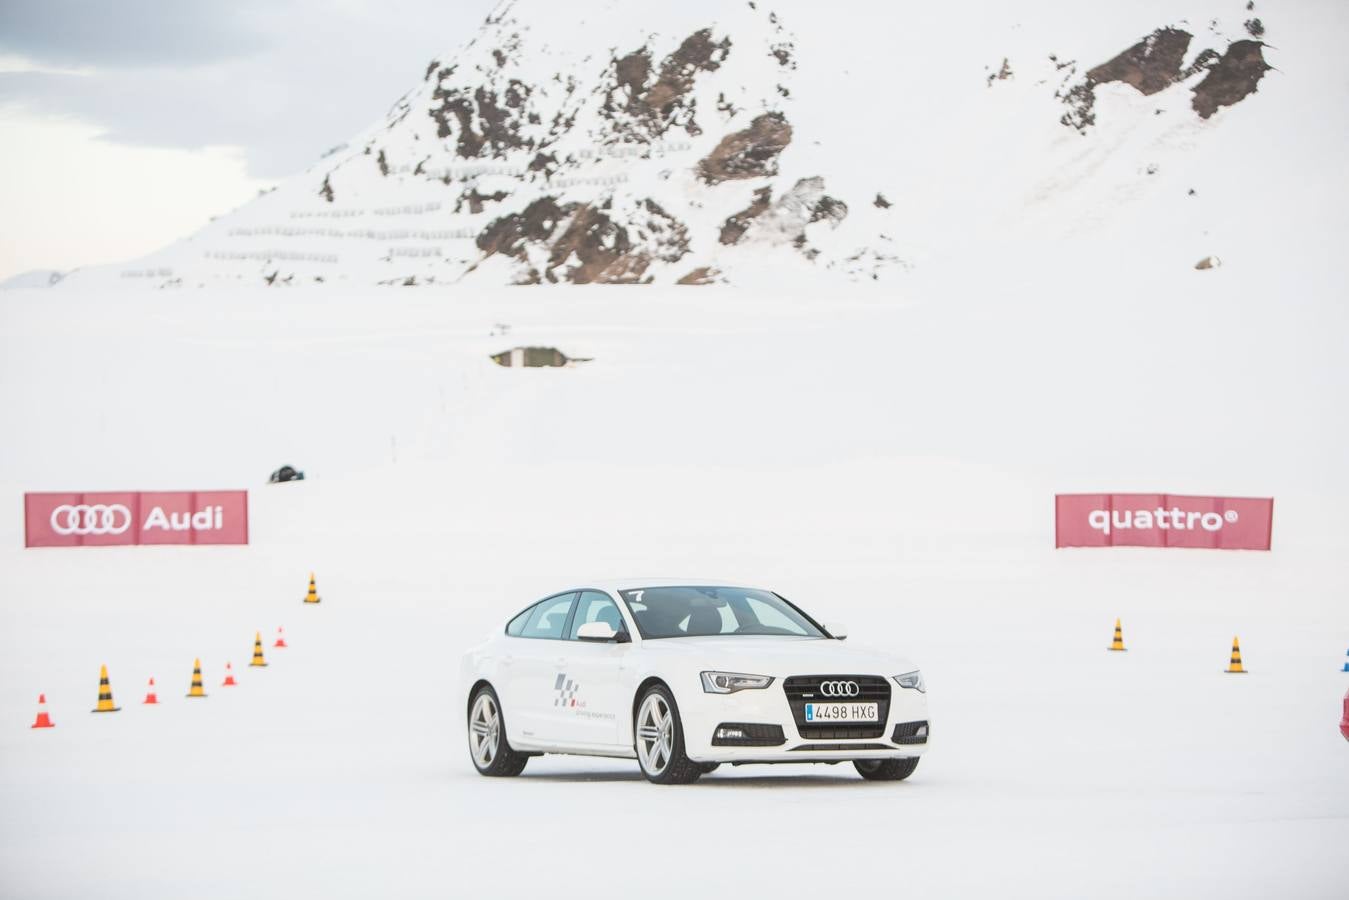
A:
273 626 288 649
303 574 320 604
91 665 120 713
1225 637 1247 674
142 678 159 705
186 658 207 698
1107 618 1127 652
249 632 268 668
221 662 238 687
30 694 55 729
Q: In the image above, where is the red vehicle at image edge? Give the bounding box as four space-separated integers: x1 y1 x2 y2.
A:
1341 689 1349 742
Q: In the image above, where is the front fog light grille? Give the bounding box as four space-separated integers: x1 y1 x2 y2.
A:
892 720 929 745
711 723 786 747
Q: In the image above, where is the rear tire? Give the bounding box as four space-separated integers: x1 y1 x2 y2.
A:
853 757 919 781
468 686 528 777
634 685 701 785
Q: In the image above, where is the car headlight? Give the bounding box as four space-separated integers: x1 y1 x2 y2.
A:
893 671 926 693
701 671 774 694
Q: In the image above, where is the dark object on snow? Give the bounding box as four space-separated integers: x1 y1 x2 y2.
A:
268 465 305 484
491 346 592 368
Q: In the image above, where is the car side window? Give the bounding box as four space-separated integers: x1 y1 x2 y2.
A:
567 590 624 640
506 606 533 637
518 592 577 640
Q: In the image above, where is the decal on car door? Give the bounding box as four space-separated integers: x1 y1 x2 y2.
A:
554 673 582 708
552 673 616 720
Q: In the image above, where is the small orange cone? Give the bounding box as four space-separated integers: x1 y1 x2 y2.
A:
221 663 238 687
142 678 159 705
30 694 55 729
1225 636 1247 674
1107 618 1127 652
91 665 120 713
249 632 268 668
273 626 288 649
303 573 320 605
186 658 207 698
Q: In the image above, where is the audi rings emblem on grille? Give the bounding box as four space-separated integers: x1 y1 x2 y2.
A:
50 504 133 536
818 680 860 697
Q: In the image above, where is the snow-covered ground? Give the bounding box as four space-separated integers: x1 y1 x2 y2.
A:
1 234 1347 897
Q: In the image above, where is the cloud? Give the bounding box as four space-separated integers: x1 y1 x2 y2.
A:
0 1 270 68
0 0 497 178
0 111 264 281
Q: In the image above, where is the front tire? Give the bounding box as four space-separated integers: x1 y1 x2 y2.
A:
468 686 528 777
634 685 701 784
853 757 919 781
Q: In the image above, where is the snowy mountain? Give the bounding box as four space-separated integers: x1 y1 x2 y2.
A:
0 269 65 290
56 0 1294 289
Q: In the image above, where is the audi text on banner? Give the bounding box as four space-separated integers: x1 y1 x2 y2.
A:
24 492 249 547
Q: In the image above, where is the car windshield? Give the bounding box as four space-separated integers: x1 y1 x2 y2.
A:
618 586 825 639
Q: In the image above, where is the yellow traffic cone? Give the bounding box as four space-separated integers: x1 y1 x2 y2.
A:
303 573 320 605
1225 637 1246 674
91 665 120 713
1107 618 1127 652
249 631 268 668
186 658 208 697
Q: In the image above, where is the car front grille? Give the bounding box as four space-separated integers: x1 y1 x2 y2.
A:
782 675 891 739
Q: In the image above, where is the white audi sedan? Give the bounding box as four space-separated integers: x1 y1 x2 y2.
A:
460 580 929 784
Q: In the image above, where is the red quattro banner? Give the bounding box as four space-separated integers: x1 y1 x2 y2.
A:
1055 494 1273 550
24 491 249 548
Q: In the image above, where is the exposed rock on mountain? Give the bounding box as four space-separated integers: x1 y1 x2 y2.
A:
603 29 733 141
1191 40 1271 119
719 186 772 245
475 195 689 284
1060 25 1268 131
697 112 792 184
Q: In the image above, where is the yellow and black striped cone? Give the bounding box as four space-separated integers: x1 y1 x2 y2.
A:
1225 637 1246 674
303 573 320 605
249 631 268 668
186 658 208 697
91 665 120 713
1107 618 1127 652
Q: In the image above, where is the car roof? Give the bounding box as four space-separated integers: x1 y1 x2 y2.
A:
562 578 770 594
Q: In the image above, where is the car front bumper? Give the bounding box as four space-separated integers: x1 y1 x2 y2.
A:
677 675 930 764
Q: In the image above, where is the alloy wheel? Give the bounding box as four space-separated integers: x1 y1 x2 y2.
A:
635 692 674 776
469 692 501 769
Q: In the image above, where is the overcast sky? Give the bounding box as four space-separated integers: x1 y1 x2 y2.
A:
0 0 497 281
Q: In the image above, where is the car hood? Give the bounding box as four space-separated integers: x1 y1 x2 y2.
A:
638 635 917 677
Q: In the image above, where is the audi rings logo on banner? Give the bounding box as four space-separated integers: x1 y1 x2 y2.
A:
819 680 860 698
49 504 133 536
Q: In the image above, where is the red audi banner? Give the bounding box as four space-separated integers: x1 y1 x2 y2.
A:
1055 494 1273 550
24 491 249 548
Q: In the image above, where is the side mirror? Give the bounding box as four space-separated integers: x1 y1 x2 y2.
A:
825 622 848 641
577 622 620 642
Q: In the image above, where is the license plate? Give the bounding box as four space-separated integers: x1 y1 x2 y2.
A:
804 702 878 722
